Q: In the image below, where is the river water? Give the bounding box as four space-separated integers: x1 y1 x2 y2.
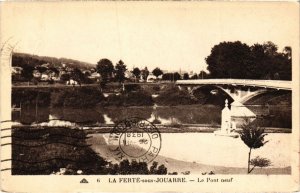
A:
12 103 291 128
12 104 222 126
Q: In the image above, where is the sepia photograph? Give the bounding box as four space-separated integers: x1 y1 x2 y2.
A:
0 1 299 192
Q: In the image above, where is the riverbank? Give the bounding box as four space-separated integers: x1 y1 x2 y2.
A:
87 133 291 175
11 124 291 134
82 125 291 134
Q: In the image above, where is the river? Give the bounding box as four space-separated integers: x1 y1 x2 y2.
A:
12 104 222 125
12 103 291 128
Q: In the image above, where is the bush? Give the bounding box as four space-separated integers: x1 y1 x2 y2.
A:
106 160 168 175
12 89 51 106
155 86 197 106
103 90 154 106
51 87 105 107
123 91 154 106
124 84 141 92
152 85 161 92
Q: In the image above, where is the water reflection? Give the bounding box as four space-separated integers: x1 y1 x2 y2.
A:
51 108 105 124
156 105 221 125
12 105 49 124
101 107 153 123
12 103 290 128
12 104 222 126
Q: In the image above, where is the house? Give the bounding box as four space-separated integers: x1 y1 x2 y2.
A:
41 63 50 68
45 69 58 78
41 74 49 81
89 72 101 82
124 70 135 81
32 70 42 78
83 70 91 76
147 74 157 82
12 67 23 75
66 79 78 85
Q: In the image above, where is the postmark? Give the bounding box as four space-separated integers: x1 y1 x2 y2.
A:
108 117 161 163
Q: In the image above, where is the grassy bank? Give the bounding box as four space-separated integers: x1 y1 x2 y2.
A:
101 91 154 106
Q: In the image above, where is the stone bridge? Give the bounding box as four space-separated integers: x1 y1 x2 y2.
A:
176 79 291 103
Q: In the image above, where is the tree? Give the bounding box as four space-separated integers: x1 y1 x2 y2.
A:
156 164 167 174
60 73 70 82
240 120 269 174
132 67 141 82
141 67 150 82
199 71 208 79
149 161 167 174
71 68 85 85
283 46 292 60
48 67 59 75
183 73 189 80
84 71 91 77
190 73 198 79
173 72 181 81
262 41 278 56
162 72 181 81
21 66 34 81
206 41 253 79
114 60 127 83
96 58 114 85
36 66 48 73
251 42 291 80
152 67 163 79
206 41 291 80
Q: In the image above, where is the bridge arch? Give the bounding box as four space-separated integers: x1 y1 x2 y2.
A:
239 89 269 104
179 84 291 105
189 85 235 105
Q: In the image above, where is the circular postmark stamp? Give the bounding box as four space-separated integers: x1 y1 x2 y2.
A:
108 117 161 163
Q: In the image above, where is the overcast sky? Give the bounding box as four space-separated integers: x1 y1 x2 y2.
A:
1 2 298 72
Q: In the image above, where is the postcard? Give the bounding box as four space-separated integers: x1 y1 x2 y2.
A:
0 1 299 192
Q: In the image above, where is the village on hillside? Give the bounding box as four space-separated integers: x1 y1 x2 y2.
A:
11 54 205 86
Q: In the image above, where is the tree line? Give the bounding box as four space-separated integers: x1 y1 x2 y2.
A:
96 58 185 84
12 41 291 84
206 41 291 80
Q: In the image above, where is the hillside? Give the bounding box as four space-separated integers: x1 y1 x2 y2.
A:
12 52 95 70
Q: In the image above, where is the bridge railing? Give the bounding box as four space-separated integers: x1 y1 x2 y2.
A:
176 79 292 90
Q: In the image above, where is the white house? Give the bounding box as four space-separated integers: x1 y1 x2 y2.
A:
66 79 78 85
12 66 23 75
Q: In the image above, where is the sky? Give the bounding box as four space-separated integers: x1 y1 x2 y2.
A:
1 2 298 73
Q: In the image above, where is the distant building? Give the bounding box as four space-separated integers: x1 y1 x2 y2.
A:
32 70 42 78
41 63 50 68
41 74 49 81
83 70 91 76
12 66 23 75
147 74 157 82
89 72 101 82
125 70 135 81
66 79 78 85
